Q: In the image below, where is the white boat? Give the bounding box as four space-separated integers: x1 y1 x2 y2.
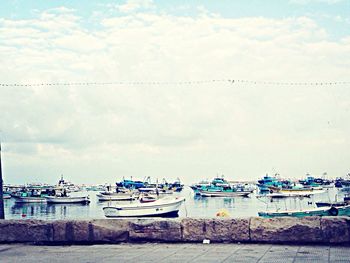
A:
103 196 185 217
260 192 312 198
97 192 136 201
15 196 47 203
269 187 325 195
200 190 251 197
45 196 90 204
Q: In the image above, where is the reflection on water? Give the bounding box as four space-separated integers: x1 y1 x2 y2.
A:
3 187 349 220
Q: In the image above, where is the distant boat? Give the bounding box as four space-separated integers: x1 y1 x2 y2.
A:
200 189 251 197
268 185 325 195
15 196 47 203
260 192 312 198
257 174 287 192
97 191 136 201
3 194 11 199
103 196 185 217
45 196 90 204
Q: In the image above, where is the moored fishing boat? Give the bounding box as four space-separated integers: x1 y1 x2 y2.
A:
45 196 90 204
259 192 311 198
257 174 287 192
258 204 350 218
15 196 47 203
200 189 251 197
268 186 325 196
103 196 185 217
97 191 136 201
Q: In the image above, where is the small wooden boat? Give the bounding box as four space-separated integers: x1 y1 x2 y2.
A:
97 192 136 201
45 196 90 204
103 196 185 217
258 204 350 218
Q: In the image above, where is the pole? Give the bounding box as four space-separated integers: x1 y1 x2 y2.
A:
0 142 5 219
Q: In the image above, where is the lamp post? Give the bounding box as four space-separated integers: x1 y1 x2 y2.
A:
0 142 5 219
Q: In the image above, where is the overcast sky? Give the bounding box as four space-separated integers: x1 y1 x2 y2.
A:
1 0 350 185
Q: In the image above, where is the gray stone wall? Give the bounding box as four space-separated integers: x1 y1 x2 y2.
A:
0 217 349 245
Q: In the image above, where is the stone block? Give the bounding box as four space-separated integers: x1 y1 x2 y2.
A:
321 216 350 244
53 220 91 242
91 219 129 242
52 220 67 242
204 218 250 242
0 220 52 243
129 219 182 242
70 220 92 242
250 217 323 243
181 218 206 242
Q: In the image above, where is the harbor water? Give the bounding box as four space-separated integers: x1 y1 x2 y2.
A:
3 187 348 220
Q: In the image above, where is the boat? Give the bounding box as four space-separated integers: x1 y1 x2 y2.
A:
14 188 50 203
257 174 289 192
45 196 90 204
2 193 11 199
97 191 136 201
57 175 81 192
103 196 185 217
139 195 157 203
268 187 325 196
168 178 184 192
258 204 350 218
190 180 211 195
200 189 251 197
15 196 47 203
259 192 311 198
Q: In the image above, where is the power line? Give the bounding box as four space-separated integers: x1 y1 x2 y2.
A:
1 79 350 87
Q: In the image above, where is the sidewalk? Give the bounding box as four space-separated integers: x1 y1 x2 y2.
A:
0 243 348 262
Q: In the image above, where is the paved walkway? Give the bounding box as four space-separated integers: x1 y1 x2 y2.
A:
0 243 349 262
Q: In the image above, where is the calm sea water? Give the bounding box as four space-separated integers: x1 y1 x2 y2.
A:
3 187 348 220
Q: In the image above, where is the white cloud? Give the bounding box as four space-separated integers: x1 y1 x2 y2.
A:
116 0 155 13
1 9 350 184
289 0 345 4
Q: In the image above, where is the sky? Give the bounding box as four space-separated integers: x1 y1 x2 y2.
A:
1 0 350 185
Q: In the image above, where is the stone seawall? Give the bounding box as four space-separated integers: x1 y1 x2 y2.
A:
0 217 349 245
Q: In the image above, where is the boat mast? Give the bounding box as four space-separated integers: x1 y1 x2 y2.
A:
0 142 5 219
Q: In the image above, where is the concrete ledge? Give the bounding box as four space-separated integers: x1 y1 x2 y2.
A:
0 217 349 245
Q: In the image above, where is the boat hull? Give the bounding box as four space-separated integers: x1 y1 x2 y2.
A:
15 197 47 203
263 193 311 198
97 193 136 201
45 196 90 204
259 205 350 218
103 197 185 217
200 190 251 197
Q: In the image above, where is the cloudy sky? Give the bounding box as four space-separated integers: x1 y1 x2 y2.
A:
1 0 350 185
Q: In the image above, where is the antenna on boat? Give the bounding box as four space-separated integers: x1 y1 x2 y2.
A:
0 141 5 219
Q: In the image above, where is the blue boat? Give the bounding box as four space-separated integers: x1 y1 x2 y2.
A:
116 179 146 189
257 174 288 192
299 176 321 188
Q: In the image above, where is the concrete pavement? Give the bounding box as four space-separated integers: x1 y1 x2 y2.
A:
0 243 349 263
